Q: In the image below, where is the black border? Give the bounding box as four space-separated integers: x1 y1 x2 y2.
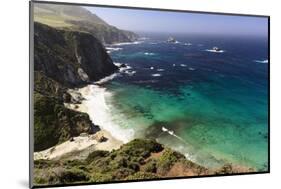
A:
29 0 270 188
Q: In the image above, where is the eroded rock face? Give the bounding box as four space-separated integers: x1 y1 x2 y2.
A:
34 22 118 88
33 22 119 151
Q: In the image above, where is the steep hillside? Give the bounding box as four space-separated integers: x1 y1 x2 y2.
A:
34 22 118 87
34 3 138 44
33 22 119 151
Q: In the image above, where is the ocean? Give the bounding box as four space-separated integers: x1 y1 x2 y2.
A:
89 33 268 171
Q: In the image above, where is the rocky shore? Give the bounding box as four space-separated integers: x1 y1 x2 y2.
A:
32 3 255 187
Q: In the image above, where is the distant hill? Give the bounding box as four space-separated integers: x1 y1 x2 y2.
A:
34 3 138 44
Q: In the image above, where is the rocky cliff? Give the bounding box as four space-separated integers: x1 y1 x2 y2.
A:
33 22 119 151
34 22 118 88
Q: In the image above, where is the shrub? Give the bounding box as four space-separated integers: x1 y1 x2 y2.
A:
156 148 185 173
143 159 157 173
126 172 160 180
86 150 109 163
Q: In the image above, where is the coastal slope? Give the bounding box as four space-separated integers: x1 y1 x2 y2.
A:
33 22 118 151
33 139 208 185
34 138 251 186
34 4 138 44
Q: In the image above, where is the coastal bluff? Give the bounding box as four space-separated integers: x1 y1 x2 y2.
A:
33 22 118 151
34 22 118 87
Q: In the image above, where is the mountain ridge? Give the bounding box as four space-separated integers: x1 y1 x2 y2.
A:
34 3 138 44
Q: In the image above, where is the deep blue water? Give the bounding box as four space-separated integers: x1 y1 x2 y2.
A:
102 34 268 171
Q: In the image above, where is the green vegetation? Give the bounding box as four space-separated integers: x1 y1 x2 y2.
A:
33 3 138 44
34 91 92 151
156 148 186 174
34 139 208 185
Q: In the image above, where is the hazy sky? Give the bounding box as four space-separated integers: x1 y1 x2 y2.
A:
85 6 268 36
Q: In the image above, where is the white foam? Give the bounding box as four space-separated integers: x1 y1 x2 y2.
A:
124 70 136 76
254 59 268 64
188 67 196 71
173 64 176 67
94 73 119 85
205 49 225 53
144 52 155 56
114 62 132 72
157 69 165 72
184 43 192 46
80 85 134 142
151 73 161 77
180 64 187 67
112 41 143 46
150 67 154 70
106 47 123 54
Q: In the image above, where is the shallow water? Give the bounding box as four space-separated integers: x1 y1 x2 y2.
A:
97 34 268 170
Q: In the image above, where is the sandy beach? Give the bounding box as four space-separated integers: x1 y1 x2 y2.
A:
34 84 124 161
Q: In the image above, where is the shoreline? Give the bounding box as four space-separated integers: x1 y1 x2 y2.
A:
33 77 259 173
34 84 125 161
34 82 257 173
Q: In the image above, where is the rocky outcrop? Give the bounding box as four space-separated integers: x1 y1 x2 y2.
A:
34 91 93 152
34 22 118 88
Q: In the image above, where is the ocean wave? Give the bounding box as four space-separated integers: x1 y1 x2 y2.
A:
151 73 162 77
94 73 119 85
124 70 136 76
254 59 268 64
106 47 123 54
134 80 158 84
112 41 143 46
205 49 225 53
184 43 192 46
188 67 196 71
144 52 155 56
180 64 187 67
106 47 123 51
80 85 134 142
150 66 154 70
157 68 165 72
114 62 133 72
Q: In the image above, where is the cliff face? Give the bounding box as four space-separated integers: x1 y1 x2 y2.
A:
34 3 139 44
33 22 119 151
34 22 118 88
66 20 138 44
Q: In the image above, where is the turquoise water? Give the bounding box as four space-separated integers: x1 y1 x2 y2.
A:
102 34 268 171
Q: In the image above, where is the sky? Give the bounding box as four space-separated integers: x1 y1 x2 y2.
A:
85 6 268 36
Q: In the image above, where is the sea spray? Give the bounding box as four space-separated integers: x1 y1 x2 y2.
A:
161 127 188 145
79 85 135 142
